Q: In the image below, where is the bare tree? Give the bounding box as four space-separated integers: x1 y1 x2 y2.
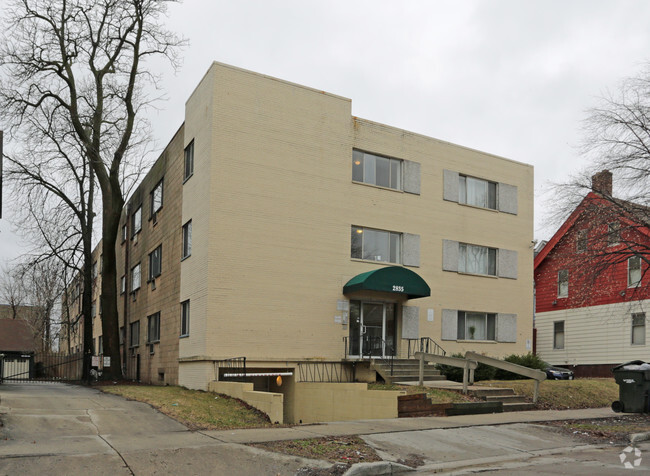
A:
0 263 25 319
0 258 66 352
0 0 183 379
544 64 650 311
3 119 96 377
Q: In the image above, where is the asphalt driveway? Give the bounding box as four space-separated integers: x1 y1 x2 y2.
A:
0 382 327 475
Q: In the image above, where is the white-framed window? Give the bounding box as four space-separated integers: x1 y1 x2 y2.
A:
121 224 127 243
147 312 160 343
352 149 402 190
459 175 497 209
98 336 103 355
459 243 497 276
558 269 569 298
351 226 401 264
119 326 125 345
180 300 190 337
553 321 565 349
457 311 496 341
184 140 194 181
182 220 192 259
148 245 162 280
120 275 126 294
92 261 98 278
151 178 163 216
632 313 646 345
608 222 620 246
130 320 140 348
131 263 141 291
132 206 142 237
628 256 641 287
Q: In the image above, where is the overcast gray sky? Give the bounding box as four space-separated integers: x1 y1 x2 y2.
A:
2 0 650 265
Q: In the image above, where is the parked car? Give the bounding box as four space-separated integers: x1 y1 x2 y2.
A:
545 364 574 380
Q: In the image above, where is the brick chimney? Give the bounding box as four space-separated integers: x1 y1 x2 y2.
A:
591 170 613 196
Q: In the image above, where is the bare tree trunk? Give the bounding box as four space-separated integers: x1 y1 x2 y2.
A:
100 190 124 380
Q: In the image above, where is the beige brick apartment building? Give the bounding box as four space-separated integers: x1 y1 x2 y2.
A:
64 62 534 422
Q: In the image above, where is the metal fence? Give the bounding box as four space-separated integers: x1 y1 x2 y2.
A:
0 351 83 383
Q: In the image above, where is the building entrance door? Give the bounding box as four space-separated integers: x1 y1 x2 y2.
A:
348 301 396 358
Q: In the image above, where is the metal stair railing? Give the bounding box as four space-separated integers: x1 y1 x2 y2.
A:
419 337 446 356
363 335 395 376
342 336 396 376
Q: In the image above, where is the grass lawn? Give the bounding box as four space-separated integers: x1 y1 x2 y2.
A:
368 383 474 404
100 385 274 430
479 378 619 410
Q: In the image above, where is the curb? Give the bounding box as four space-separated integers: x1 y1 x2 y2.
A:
343 461 414 476
630 432 650 444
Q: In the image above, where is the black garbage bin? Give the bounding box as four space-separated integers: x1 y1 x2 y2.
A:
612 360 650 413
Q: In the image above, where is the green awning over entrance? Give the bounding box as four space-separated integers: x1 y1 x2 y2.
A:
343 266 431 299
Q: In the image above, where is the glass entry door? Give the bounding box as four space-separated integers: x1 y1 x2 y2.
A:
349 301 395 357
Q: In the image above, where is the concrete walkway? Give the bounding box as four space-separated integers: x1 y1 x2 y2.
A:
204 406 617 444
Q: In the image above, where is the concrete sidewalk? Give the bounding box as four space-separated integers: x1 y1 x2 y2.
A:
203 407 617 443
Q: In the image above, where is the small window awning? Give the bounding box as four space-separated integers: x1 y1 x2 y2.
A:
343 266 431 299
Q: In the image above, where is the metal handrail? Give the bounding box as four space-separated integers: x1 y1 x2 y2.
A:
362 335 395 375
343 335 396 375
214 356 247 381
420 337 446 356
404 338 419 359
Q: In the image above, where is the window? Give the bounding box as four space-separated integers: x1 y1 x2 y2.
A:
608 222 620 246
149 245 162 280
151 179 163 216
132 206 142 236
459 243 497 276
629 256 642 287
119 326 125 345
459 175 497 209
457 311 496 340
130 321 140 348
632 313 646 345
352 149 402 190
98 336 103 355
182 220 192 259
558 269 569 298
181 300 190 337
121 224 127 243
147 312 161 343
120 275 126 294
131 263 141 291
351 226 401 263
576 230 587 253
184 140 194 181
91 300 96 318
553 321 565 349
92 261 98 279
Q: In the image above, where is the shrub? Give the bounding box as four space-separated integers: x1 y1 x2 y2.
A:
494 352 547 380
437 353 496 382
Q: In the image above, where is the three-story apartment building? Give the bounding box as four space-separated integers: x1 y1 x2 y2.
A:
65 62 534 404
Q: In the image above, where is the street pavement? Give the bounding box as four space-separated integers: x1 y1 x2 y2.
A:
0 382 646 475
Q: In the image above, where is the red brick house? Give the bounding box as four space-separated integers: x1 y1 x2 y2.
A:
534 170 650 377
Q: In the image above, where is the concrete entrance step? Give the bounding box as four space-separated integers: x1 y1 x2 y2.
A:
485 395 528 404
503 402 537 412
468 388 516 397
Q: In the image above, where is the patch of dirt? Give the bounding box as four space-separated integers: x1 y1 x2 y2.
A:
540 414 650 444
258 436 427 475
254 436 381 463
